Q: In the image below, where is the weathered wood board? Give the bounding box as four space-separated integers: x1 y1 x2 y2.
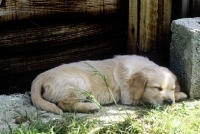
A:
0 20 127 76
0 0 123 23
139 0 172 52
0 0 128 93
127 0 138 54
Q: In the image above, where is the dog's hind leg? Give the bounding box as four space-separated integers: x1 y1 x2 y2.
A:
57 97 100 113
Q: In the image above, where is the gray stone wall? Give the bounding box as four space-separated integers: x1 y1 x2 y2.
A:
170 17 200 98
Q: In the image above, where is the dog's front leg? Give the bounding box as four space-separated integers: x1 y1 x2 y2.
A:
175 92 187 101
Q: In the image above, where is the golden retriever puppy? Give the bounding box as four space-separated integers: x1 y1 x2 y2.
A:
31 55 187 114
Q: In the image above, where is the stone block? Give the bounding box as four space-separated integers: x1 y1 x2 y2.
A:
170 17 200 98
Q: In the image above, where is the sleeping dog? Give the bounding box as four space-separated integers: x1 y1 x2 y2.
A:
31 55 187 114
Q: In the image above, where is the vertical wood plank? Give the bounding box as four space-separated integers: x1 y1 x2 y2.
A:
162 0 172 50
157 0 163 50
139 0 172 53
181 0 190 17
139 0 158 52
192 0 200 17
127 0 138 54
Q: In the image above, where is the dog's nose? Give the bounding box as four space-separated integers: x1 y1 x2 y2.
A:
163 99 173 105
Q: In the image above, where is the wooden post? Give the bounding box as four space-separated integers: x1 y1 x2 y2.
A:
127 0 138 54
181 0 190 17
0 0 2 6
139 0 172 53
139 0 158 52
192 0 200 17
162 0 172 51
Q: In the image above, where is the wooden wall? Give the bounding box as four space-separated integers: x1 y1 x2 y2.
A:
128 0 172 66
128 0 172 53
0 0 126 23
172 0 200 20
0 0 128 94
128 0 200 66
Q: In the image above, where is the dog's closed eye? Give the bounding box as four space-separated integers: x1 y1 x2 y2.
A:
156 87 163 91
150 87 163 91
155 87 175 91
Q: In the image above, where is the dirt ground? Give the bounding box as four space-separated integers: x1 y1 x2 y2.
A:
0 92 139 132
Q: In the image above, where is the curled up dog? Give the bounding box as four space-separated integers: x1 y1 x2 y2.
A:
31 55 187 114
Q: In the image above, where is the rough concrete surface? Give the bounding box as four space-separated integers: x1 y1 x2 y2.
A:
0 92 138 132
170 17 200 98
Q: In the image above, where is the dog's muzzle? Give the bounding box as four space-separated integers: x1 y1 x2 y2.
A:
163 99 173 105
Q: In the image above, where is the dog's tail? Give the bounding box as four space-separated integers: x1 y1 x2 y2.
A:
31 77 63 115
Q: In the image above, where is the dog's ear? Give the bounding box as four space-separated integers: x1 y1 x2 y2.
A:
129 72 148 102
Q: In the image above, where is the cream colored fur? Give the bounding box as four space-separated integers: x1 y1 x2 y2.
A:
31 55 187 114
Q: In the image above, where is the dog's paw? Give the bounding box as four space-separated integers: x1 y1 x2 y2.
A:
132 100 141 105
175 92 187 101
84 103 100 113
56 109 64 115
73 102 100 113
50 106 63 115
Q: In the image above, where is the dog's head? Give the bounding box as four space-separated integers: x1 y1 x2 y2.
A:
129 67 180 105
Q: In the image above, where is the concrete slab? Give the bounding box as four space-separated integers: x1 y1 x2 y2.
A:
170 17 200 98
